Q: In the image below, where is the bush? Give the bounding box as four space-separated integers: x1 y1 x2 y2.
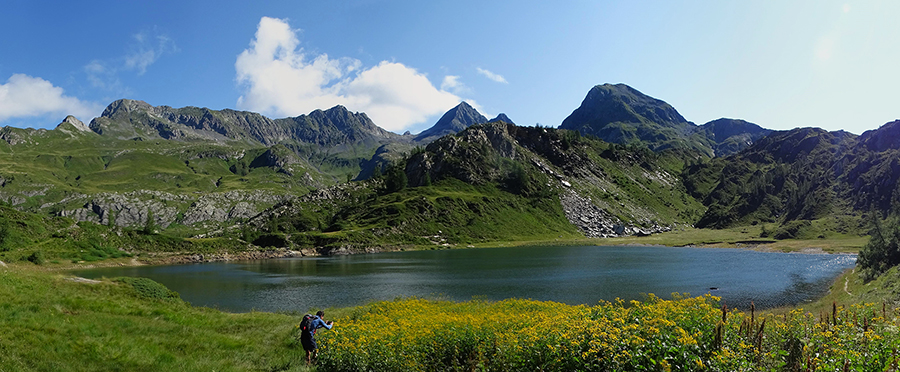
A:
315 297 899 371
114 277 180 300
384 164 408 194
0 221 9 252
26 251 44 265
253 233 289 248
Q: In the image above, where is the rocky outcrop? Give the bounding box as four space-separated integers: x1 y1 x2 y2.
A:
57 189 290 230
181 190 285 226
59 191 180 228
56 115 92 133
560 189 672 237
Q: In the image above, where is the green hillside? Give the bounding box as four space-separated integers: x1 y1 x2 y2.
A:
240 122 707 253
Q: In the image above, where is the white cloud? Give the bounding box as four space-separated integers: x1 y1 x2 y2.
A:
235 17 463 132
476 67 508 84
441 75 462 91
84 28 175 94
125 30 177 75
0 74 102 122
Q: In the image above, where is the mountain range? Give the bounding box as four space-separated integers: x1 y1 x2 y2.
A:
1 83 898 250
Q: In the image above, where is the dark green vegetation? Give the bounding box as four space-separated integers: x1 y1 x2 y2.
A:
684 124 900 232
860 215 900 279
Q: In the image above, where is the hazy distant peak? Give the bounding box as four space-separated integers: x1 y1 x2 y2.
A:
490 113 515 124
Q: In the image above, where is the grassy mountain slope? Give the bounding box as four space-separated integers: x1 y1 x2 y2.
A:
242 122 707 253
0 124 326 233
683 125 896 232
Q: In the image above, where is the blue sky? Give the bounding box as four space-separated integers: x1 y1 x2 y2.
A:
1 0 898 135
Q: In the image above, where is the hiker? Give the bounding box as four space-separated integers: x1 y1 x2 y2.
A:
301 310 334 364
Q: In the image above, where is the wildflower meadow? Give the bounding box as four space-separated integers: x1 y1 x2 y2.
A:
297 295 900 371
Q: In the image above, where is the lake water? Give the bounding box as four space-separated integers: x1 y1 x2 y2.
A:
73 245 857 313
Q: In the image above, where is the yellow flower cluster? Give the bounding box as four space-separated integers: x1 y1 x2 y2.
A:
309 296 899 371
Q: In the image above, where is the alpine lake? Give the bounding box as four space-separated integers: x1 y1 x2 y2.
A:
73 245 857 313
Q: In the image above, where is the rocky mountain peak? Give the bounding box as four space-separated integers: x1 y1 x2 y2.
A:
99 99 155 119
558 83 694 152
562 83 688 130
56 115 91 132
415 101 488 142
490 113 515 124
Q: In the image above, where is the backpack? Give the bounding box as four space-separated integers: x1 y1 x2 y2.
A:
299 314 315 335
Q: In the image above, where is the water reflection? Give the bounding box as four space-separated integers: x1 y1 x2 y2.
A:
73 246 856 313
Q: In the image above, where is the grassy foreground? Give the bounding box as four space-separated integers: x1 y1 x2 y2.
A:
0 266 308 371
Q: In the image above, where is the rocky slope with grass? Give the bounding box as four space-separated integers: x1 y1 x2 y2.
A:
237 121 705 254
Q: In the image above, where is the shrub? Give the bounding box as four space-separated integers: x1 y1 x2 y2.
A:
0 221 9 252
253 233 289 248
26 251 44 265
114 277 180 300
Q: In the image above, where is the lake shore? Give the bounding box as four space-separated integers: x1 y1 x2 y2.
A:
33 226 864 273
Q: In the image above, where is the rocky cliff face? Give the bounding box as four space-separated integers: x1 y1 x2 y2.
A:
56 115 92 133
56 189 290 230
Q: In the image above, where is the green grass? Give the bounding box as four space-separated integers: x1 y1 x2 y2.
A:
0 266 314 371
593 225 867 253
783 264 900 316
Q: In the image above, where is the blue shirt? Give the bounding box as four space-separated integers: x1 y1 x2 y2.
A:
309 316 332 335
